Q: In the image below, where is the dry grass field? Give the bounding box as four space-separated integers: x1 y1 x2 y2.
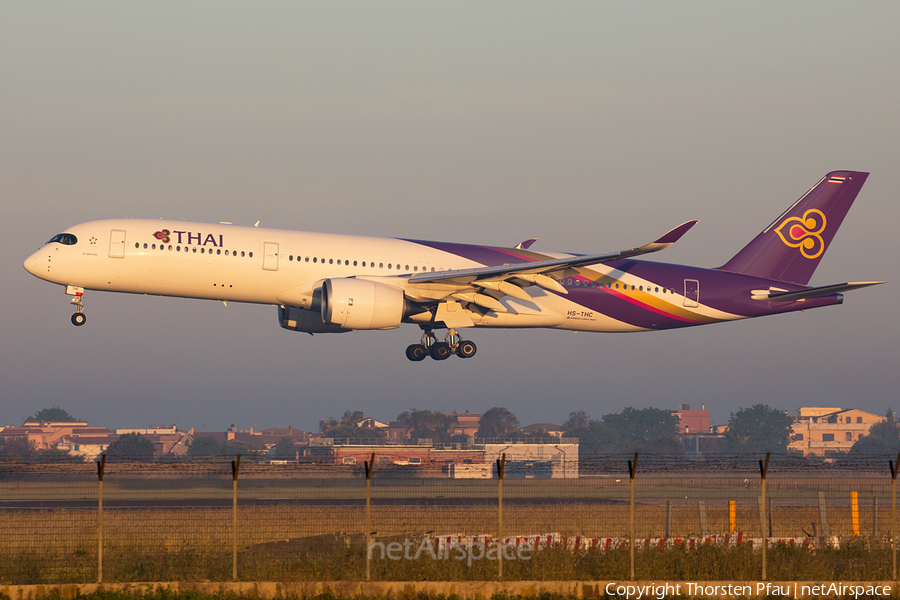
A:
0 498 892 584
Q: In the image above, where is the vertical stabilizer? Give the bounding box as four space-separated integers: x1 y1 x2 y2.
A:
717 171 869 285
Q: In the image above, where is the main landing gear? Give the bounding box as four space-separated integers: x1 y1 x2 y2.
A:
405 328 477 362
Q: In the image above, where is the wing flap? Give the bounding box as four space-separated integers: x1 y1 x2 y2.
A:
408 220 698 286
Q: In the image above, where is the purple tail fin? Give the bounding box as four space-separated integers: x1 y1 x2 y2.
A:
716 170 869 285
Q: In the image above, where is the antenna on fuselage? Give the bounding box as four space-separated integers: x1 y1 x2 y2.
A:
254 221 260 227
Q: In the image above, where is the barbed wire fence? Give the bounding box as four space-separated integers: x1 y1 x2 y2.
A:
1 451 898 585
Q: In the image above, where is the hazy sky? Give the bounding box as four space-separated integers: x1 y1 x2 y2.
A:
3 2 898 433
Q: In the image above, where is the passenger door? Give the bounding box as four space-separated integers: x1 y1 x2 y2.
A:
683 279 699 308
109 229 126 258
263 242 279 271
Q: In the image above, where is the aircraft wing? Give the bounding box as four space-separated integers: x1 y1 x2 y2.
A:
408 221 698 289
759 281 885 302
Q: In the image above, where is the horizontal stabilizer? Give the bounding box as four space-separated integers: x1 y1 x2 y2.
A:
756 281 885 302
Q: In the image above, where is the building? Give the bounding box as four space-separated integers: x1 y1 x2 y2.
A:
789 407 885 456
673 404 710 434
482 441 578 478
56 435 117 460
0 421 115 452
309 440 484 468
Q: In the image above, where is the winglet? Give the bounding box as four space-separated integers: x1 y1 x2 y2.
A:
515 238 538 250
653 220 698 245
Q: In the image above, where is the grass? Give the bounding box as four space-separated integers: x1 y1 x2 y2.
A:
0 500 893 585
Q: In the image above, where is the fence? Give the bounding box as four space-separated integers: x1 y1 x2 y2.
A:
1 452 899 584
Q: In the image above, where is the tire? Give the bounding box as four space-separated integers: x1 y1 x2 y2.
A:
457 340 477 358
71 313 86 326
429 342 452 361
405 344 428 362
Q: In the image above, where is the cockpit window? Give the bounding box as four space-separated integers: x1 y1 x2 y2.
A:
47 233 78 245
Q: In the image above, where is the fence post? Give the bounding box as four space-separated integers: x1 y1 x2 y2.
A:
628 452 638 581
768 496 774 537
729 500 736 534
97 454 105 584
874 496 879 539
665 500 671 539
232 454 241 581
890 453 899 580
818 491 829 544
759 452 770 582
365 452 374 582
497 453 506 582
698 501 708 537
852 491 860 537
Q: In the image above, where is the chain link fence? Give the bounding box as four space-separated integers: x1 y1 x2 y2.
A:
1 452 898 584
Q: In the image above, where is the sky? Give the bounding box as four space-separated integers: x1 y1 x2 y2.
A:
2 1 899 433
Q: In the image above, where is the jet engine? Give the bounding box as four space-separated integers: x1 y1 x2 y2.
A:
278 305 351 334
321 278 405 329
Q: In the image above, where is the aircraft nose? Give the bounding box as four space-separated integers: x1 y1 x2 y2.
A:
24 249 45 277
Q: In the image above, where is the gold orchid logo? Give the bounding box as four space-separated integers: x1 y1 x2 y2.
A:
774 209 826 260
153 229 171 243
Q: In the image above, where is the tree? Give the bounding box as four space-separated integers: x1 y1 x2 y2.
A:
724 404 793 454
567 420 626 456
320 411 386 441
601 407 681 448
272 437 298 460
395 409 455 443
28 407 77 423
571 407 682 456
105 433 156 460
0 437 36 460
190 436 226 456
562 411 590 432
850 409 899 454
35 447 85 463
476 407 519 439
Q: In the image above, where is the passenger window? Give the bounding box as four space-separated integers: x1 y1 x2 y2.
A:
193 248 197 253
405 265 409 271
414 266 418 271
144 243 148 249
388 264 392 269
249 252 253 258
135 243 139 248
313 257 317 263
289 255 293 261
353 260 357 266
217 249 221 255
379 263 384 268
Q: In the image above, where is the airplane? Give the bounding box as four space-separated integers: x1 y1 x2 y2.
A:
23 170 883 362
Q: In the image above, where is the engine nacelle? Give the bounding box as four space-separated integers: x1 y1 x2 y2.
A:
321 278 405 330
279 305 350 334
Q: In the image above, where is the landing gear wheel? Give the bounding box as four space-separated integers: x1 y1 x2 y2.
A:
430 342 452 361
457 340 477 358
406 344 428 362
71 313 86 326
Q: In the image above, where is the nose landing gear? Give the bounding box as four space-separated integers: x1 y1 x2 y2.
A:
67 286 86 326
405 328 477 362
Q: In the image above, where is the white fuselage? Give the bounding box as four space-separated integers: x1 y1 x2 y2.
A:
25 218 616 331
